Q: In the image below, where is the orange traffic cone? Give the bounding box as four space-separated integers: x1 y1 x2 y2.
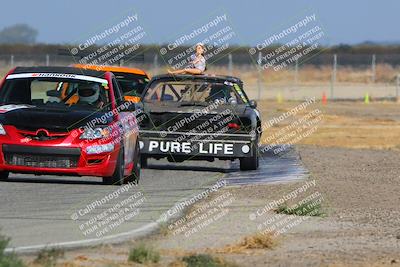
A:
322 91 327 105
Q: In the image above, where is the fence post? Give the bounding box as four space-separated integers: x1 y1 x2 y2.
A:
330 54 337 99
371 54 376 83
257 52 262 100
396 74 400 102
10 54 14 68
294 58 298 87
228 53 233 76
46 54 50 66
153 54 159 74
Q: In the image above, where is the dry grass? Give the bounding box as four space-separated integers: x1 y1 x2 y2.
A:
0 67 9 79
211 232 277 254
169 260 188 267
168 254 238 267
205 64 400 85
326 262 400 267
2 63 399 84
259 100 400 150
128 243 160 264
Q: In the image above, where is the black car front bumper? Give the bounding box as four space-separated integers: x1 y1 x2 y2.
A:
139 130 257 159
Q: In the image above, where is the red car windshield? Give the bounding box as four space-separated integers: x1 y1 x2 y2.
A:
0 76 111 111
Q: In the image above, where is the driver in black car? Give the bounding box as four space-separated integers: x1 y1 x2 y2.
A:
77 83 105 109
207 84 230 103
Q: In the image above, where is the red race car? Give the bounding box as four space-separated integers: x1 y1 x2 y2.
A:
0 66 141 185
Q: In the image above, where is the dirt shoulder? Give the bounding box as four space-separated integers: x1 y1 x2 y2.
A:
235 145 400 267
143 145 400 267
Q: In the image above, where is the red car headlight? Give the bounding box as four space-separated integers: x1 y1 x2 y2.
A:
80 126 111 140
86 143 115 154
0 124 6 135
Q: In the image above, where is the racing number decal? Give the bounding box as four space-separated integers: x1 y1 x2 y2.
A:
147 141 234 155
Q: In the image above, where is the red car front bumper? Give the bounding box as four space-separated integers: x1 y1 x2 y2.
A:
0 126 119 177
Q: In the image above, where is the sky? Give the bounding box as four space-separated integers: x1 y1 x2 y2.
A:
0 0 399 46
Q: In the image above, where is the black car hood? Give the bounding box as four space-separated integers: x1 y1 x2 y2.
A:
140 102 253 132
0 105 113 132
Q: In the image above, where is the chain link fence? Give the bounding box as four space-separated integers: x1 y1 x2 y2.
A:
0 53 399 101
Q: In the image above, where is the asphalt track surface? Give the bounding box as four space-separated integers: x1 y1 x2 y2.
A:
0 145 307 252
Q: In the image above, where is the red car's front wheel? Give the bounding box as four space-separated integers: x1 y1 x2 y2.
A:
103 147 124 185
0 171 9 181
124 140 140 184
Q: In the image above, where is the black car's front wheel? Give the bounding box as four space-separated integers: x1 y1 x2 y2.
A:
239 143 259 171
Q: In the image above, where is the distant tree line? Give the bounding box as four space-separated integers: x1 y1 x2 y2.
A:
0 23 399 55
0 24 38 44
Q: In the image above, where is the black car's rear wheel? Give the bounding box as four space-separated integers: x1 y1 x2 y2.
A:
0 171 9 181
239 143 259 171
103 147 124 185
124 141 141 184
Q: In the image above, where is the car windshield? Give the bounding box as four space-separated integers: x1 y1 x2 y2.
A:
143 79 248 105
114 72 149 97
0 75 111 111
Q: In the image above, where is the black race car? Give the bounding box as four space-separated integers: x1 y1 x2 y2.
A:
138 74 261 170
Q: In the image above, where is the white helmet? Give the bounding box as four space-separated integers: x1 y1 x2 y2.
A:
78 83 100 104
